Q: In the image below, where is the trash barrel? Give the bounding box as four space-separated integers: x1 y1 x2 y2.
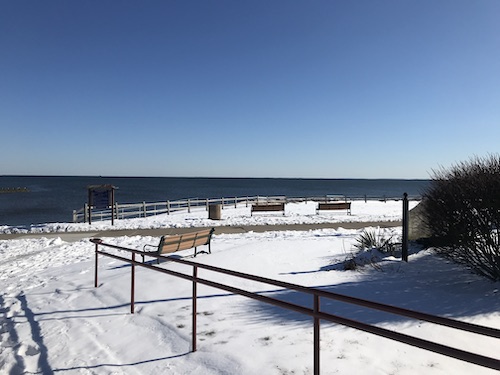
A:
209 204 222 220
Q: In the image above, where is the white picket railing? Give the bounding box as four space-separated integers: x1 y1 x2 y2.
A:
73 194 421 223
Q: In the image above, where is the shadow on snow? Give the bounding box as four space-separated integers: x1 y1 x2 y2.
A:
243 249 500 328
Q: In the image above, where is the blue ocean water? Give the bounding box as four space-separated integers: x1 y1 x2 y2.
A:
0 176 429 226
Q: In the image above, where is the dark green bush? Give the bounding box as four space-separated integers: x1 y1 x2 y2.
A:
423 154 500 281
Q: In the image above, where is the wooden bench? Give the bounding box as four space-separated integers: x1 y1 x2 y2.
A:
142 228 215 261
316 202 351 215
251 203 285 216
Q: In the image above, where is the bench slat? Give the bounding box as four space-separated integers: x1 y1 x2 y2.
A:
251 203 285 215
316 202 351 214
160 230 213 253
143 228 214 260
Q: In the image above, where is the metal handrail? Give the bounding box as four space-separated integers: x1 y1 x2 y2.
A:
91 238 500 374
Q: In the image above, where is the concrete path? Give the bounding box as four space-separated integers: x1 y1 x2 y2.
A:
0 221 402 242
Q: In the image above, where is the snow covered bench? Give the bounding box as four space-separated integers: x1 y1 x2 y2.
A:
316 202 351 215
142 228 215 261
251 203 285 216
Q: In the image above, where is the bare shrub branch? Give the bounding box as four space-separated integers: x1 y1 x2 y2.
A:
423 154 500 281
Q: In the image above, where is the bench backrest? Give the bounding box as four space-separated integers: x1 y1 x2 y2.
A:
158 228 214 254
252 203 285 212
318 202 351 210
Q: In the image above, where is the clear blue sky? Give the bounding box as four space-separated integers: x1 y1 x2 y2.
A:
1 1 499 179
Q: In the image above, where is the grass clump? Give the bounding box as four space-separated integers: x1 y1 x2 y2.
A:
341 229 400 271
354 229 396 253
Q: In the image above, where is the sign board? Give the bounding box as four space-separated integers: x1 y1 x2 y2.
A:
90 188 112 209
87 184 117 225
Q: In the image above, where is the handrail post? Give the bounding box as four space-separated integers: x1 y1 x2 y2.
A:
192 265 198 352
131 252 136 314
402 192 409 262
94 242 99 287
314 294 320 375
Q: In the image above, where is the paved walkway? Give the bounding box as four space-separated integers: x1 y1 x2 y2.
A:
0 221 401 242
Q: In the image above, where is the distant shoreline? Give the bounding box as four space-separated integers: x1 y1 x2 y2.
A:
0 187 29 194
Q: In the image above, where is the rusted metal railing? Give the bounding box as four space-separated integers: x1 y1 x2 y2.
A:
91 238 500 374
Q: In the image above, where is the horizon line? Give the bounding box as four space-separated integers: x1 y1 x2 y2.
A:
1 174 430 180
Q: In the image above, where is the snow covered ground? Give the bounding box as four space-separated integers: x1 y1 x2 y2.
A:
1 201 499 374
1 200 415 234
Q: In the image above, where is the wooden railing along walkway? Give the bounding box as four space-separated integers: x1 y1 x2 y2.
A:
73 194 421 223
